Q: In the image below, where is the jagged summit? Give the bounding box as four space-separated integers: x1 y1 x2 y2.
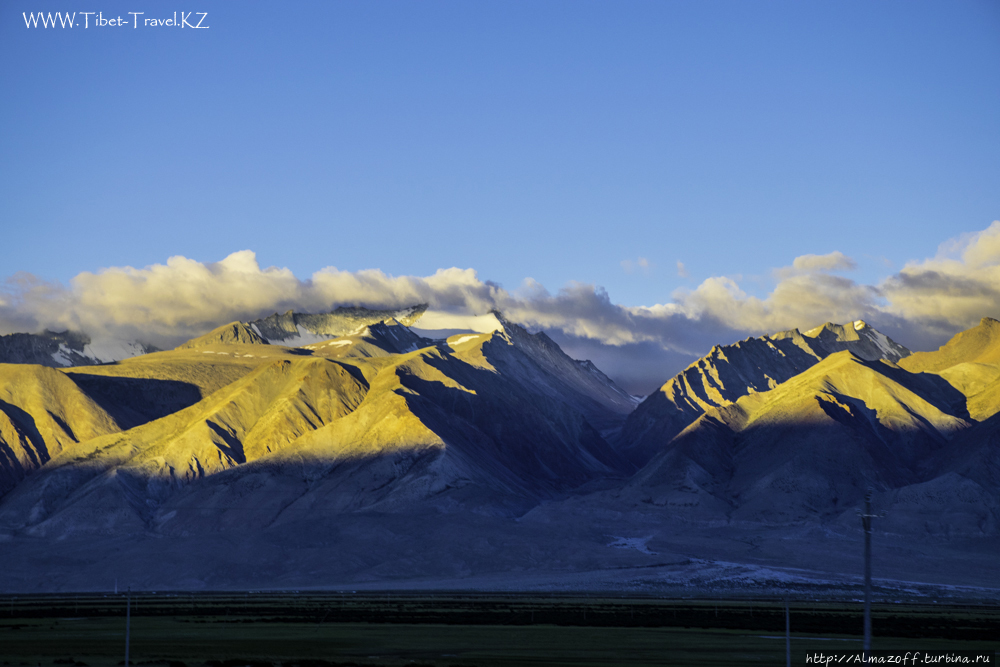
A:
490 312 638 424
777 319 910 363
1 314 999 593
616 320 911 466
618 347 976 524
169 306 432 352
0 306 431 368
250 305 427 347
178 321 270 348
801 320 867 339
0 303 637 547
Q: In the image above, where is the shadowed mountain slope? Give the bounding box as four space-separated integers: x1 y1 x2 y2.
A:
302 319 432 359
2 315 999 593
0 355 372 536
617 320 912 466
612 346 1000 532
493 314 638 430
0 330 155 368
0 364 122 495
61 345 285 411
306 316 635 430
0 318 631 538
899 316 1000 421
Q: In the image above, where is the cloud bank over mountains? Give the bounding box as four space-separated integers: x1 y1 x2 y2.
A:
2 222 999 393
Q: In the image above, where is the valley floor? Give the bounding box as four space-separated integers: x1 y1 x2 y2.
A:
3 513 998 596
2 593 997 667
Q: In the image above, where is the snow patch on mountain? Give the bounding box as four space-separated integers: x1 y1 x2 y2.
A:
262 325 332 348
82 339 151 363
51 344 73 366
863 326 904 359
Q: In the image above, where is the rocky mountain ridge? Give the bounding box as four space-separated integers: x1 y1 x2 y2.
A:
0 329 156 367
0 310 635 530
617 320 913 466
0 305 429 368
0 315 997 593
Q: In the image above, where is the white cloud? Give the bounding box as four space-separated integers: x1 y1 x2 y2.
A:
3 221 999 393
784 251 857 275
881 220 1000 343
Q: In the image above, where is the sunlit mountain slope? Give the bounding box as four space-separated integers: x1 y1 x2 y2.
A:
617 320 912 466
0 364 122 494
0 306 429 368
606 320 1000 536
619 351 971 521
0 314 998 593
179 321 270 348
899 317 1000 421
60 345 288 430
0 315 631 538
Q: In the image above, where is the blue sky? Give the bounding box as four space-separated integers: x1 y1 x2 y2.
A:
4 1 998 298
2 1 1000 390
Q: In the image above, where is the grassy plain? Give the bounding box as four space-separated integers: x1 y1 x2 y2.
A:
1 593 997 666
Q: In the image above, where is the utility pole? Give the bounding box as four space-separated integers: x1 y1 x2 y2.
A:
785 597 791 667
125 587 131 667
858 489 885 659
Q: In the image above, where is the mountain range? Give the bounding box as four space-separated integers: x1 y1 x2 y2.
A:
0 308 997 594
0 305 428 368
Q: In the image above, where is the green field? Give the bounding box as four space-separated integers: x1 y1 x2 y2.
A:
1 593 997 666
